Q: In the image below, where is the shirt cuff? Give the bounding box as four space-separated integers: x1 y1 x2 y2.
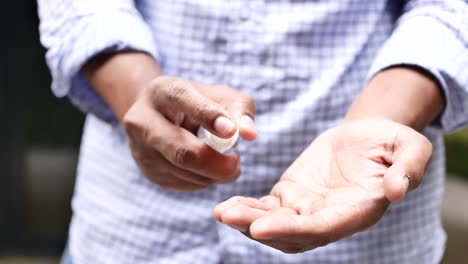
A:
368 15 468 133
49 9 159 124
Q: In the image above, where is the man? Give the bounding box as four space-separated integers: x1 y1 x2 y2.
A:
38 0 468 263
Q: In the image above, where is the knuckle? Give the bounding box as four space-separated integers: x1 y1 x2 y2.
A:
166 79 192 103
194 101 212 117
148 76 172 101
145 131 163 149
122 111 145 139
173 144 197 167
122 108 139 130
123 111 162 148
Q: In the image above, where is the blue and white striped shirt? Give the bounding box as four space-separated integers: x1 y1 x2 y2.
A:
38 0 468 263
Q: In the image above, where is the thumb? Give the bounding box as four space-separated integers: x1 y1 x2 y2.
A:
383 131 433 202
151 77 237 138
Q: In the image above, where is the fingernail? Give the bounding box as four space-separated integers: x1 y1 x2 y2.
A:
214 116 235 137
241 115 256 133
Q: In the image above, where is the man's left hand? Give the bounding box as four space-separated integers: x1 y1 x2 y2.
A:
214 118 432 253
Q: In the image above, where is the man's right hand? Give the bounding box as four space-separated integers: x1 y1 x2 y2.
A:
82 52 256 191
122 76 257 191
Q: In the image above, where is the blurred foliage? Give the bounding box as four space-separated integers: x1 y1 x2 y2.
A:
445 128 468 180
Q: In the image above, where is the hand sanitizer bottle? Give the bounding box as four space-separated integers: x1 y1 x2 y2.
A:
197 126 239 154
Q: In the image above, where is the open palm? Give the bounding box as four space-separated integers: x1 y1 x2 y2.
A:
214 119 433 253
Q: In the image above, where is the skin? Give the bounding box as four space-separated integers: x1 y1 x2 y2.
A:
214 67 444 253
83 52 444 252
82 52 257 191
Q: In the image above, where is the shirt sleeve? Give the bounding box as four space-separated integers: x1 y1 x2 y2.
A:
38 0 159 123
368 0 468 133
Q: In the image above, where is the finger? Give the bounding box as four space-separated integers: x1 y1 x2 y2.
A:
250 213 304 240
148 150 217 186
171 169 215 186
269 207 299 216
220 204 269 232
151 114 240 182
258 195 281 210
250 206 349 242
180 115 200 134
220 89 256 141
134 150 214 189
124 100 240 181
151 77 237 138
165 161 216 186
383 130 433 202
239 115 257 141
155 115 241 181
165 111 185 126
271 180 323 215
214 196 262 222
214 196 277 222
213 201 236 222
157 177 209 192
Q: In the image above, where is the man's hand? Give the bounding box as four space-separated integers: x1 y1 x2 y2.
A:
123 76 256 191
214 67 442 253
214 118 432 253
82 52 257 191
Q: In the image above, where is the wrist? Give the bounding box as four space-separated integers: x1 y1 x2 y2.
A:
82 51 162 122
345 67 445 131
